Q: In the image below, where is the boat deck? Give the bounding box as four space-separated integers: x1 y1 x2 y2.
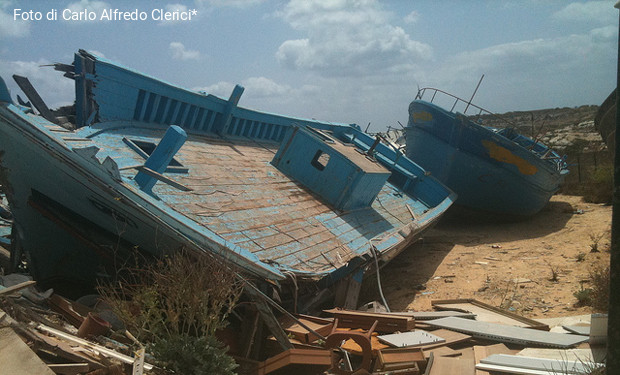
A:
86 126 429 275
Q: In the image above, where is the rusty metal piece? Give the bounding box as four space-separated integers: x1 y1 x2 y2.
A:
325 318 377 375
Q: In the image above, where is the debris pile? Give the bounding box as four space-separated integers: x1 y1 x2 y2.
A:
0 273 605 375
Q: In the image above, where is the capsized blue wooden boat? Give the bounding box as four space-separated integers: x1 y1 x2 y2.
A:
406 88 568 217
0 50 455 299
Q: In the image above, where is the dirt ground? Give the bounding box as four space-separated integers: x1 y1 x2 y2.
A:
374 194 611 319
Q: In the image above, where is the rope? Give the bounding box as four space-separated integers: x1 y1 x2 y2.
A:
370 243 390 312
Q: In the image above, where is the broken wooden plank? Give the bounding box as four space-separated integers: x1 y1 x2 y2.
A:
0 327 55 375
0 280 37 297
431 299 549 330
36 324 153 370
47 294 86 329
12 75 59 124
376 346 425 372
32 331 104 370
280 314 333 344
136 166 193 192
426 317 588 348
324 308 415 333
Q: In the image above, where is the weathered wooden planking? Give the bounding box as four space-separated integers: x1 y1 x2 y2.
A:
426 317 588 348
0 327 55 375
88 122 429 275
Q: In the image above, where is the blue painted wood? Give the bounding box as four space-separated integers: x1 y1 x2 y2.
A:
216 85 244 135
134 125 187 193
273 126 391 211
406 95 568 216
0 50 458 292
0 76 12 103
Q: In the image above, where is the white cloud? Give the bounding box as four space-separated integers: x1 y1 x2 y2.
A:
552 1 616 25
193 81 236 98
421 25 617 113
403 10 419 24
64 0 109 22
0 59 74 108
0 1 29 38
241 77 291 97
196 0 264 8
169 42 201 60
275 0 432 77
194 77 291 99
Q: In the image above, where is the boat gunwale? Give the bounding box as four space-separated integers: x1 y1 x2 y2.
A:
409 99 568 179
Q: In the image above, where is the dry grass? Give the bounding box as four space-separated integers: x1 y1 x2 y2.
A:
98 249 243 342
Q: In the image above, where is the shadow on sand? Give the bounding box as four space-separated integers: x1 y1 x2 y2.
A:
360 199 575 311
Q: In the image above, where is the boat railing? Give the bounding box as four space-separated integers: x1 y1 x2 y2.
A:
416 87 568 171
415 87 519 129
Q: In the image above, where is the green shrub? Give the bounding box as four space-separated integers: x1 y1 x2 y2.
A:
98 250 243 373
590 265 610 312
582 165 613 204
149 334 238 375
573 287 593 307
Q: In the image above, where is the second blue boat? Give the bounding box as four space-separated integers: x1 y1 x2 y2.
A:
406 88 569 217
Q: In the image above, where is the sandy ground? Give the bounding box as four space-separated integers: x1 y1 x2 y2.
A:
373 194 611 319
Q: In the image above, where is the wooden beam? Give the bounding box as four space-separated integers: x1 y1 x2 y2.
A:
136 166 192 192
12 75 58 124
0 280 37 298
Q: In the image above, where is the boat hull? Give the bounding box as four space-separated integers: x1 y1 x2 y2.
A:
406 100 565 217
0 54 456 296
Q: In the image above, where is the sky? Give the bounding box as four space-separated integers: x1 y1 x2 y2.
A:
0 0 617 132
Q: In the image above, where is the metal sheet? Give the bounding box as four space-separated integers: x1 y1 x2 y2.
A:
478 354 603 374
377 330 445 347
426 317 588 348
